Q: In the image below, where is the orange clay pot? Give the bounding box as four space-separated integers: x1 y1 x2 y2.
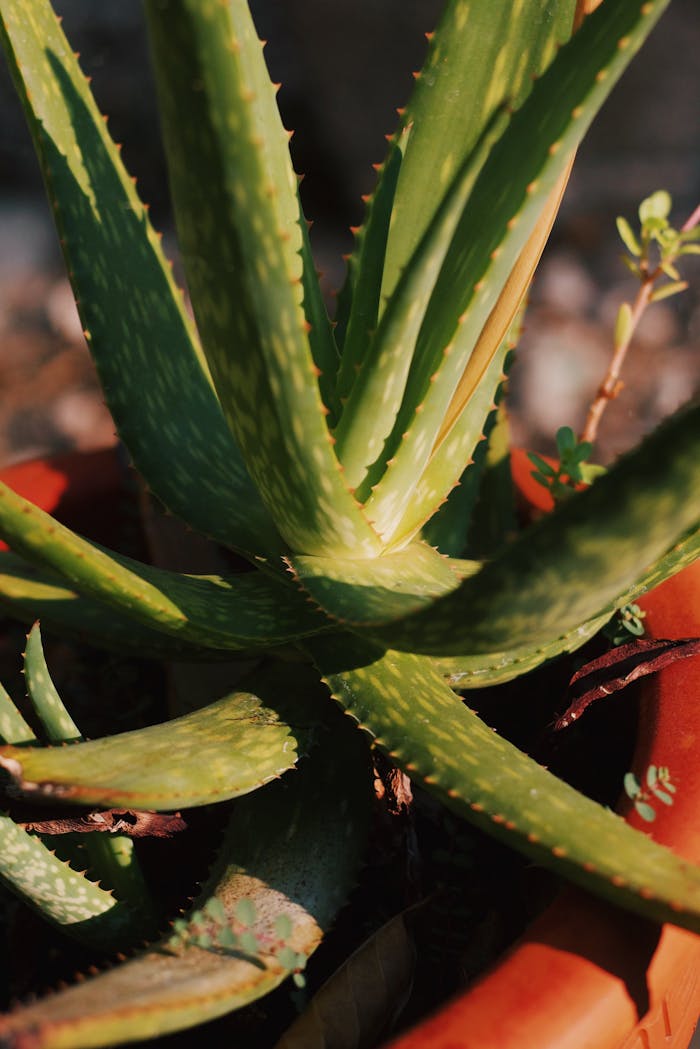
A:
0 446 126 552
387 451 700 1049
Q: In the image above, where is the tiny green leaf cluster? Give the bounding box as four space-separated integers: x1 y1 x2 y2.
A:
169 899 308 987
528 426 606 502
604 601 647 646
624 764 677 823
617 189 700 299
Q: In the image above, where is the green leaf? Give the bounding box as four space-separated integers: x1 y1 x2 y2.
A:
434 609 611 689
312 640 700 935
421 387 512 558
0 0 281 561
333 132 407 400
0 550 249 661
235 899 257 928
639 189 672 224
528 454 556 477
0 663 322 810
334 111 509 492
288 542 463 628
616 216 642 256
0 814 136 950
0 679 34 744
275 914 293 941
379 0 577 306
17 624 156 927
651 280 688 302
0 704 372 1048
635 801 657 823
0 482 329 649
362 402 700 655
556 427 576 455
144 0 379 558
363 0 670 543
388 339 511 549
298 203 341 422
24 622 81 742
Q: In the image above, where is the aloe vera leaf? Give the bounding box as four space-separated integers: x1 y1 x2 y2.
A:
364 0 669 541
334 111 508 491
0 662 323 810
24 622 81 742
0 672 140 951
0 0 282 561
313 639 700 934
22 623 156 923
288 542 464 627
436 611 611 689
384 338 511 549
0 483 329 649
418 396 510 558
298 200 341 421
333 130 407 401
0 680 34 744
365 401 700 655
379 0 577 307
0 816 138 951
0 700 372 1049
0 551 247 660
435 520 700 687
462 398 517 559
423 389 518 562
0 673 133 949
144 1 379 558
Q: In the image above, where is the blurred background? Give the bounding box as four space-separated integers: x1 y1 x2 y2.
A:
0 0 698 469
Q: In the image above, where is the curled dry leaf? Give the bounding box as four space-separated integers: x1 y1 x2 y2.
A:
18 808 187 838
555 637 700 729
274 912 416 1049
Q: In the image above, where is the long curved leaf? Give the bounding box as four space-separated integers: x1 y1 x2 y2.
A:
0 482 329 649
144 0 380 558
364 0 670 541
334 113 508 491
364 403 700 655
0 663 323 810
0 550 243 660
379 0 577 306
288 543 465 627
0 699 372 1048
0 0 281 560
312 639 700 934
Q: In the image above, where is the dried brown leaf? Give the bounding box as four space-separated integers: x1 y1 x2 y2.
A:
274 912 416 1049
555 637 700 730
18 808 187 838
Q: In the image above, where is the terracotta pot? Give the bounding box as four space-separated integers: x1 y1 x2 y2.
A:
2 448 699 1048
387 453 700 1049
0 446 128 552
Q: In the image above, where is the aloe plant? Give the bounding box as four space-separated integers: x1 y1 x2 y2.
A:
0 0 698 1044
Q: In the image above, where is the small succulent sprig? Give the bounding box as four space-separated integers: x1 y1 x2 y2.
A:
624 764 677 824
169 898 309 988
527 426 605 503
581 190 700 444
604 601 647 646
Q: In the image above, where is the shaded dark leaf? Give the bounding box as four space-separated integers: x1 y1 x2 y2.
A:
274 912 416 1049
